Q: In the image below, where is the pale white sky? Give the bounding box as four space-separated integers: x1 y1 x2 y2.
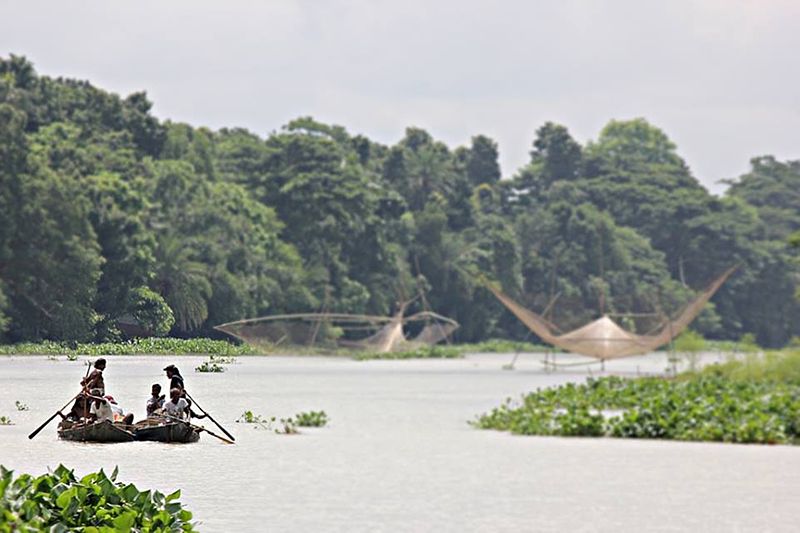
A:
2 0 798 193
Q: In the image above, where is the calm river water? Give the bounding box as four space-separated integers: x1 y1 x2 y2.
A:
1 352 798 532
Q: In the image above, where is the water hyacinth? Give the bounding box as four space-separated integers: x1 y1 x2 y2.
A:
0 465 196 532
294 411 329 427
474 375 800 445
0 338 256 357
195 361 225 373
354 345 462 360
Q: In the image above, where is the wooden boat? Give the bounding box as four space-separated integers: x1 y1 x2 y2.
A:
133 418 200 444
57 419 135 443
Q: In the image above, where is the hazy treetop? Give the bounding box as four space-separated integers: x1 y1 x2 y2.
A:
2 0 798 193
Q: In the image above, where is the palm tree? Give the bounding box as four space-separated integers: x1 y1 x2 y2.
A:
152 234 211 332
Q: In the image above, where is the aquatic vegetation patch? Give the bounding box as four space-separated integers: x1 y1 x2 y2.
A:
695 349 800 384
0 464 196 531
294 410 328 427
275 417 299 435
0 338 257 357
208 354 237 365
236 410 271 429
195 361 225 373
236 410 318 433
474 374 800 445
355 344 462 360
14 401 28 411
0 416 12 426
455 339 549 353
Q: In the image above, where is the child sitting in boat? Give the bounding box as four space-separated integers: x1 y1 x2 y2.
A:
146 383 165 417
105 395 135 425
163 388 190 420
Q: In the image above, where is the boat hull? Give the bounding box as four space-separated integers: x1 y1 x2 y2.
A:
134 419 200 443
58 420 135 443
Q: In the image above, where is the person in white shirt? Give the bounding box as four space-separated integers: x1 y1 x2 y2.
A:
163 388 190 420
88 390 114 423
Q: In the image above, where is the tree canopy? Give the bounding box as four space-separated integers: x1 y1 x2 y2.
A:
0 56 798 347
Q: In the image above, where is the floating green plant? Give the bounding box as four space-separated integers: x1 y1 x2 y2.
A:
474 372 800 445
195 361 225 373
0 465 196 531
355 345 462 360
14 401 28 411
294 410 328 427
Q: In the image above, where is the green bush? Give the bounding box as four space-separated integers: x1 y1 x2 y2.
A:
0 465 196 532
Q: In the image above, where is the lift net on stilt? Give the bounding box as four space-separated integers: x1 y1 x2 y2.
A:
215 310 459 354
484 266 737 360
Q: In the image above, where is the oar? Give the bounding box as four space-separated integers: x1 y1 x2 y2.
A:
164 414 234 445
28 391 83 440
184 391 236 442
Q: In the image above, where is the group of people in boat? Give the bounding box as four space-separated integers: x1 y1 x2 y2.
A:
61 359 204 427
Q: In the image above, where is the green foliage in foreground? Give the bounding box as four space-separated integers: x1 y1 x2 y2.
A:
0 416 11 426
0 464 196 532
0 338 256 356
354 344 462 360
294 410 329 427
475 367 800 445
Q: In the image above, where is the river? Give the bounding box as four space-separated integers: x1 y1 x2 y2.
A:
1 352 798 532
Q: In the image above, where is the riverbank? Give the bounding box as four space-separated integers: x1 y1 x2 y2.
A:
0 338 256 357
0 337 549 358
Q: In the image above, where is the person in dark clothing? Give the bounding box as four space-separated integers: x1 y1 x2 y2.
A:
163 364 206 419
164 365 185 391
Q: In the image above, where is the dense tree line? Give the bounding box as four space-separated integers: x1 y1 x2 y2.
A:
0 56 798 346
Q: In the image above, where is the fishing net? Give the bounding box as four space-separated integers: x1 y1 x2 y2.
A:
215 311 459 353
485 266 737 360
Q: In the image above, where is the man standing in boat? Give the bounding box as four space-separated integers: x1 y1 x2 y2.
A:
164 364 185 392
64 358 107 421
82 359 106 394
163 364 206 419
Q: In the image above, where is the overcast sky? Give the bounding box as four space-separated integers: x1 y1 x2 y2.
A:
2 0 798 193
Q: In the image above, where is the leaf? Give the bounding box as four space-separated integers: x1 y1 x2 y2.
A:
112 511 136 532
56 487 76 509
165 489 181 502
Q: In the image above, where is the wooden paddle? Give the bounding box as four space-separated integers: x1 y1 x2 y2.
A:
29 361 94 440
28 391 83 440
163 414 234 445
184 391 236 442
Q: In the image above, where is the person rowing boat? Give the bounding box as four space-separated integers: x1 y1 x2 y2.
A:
163 364 205 419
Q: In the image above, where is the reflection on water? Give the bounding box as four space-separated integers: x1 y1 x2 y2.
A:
1 353 798 532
